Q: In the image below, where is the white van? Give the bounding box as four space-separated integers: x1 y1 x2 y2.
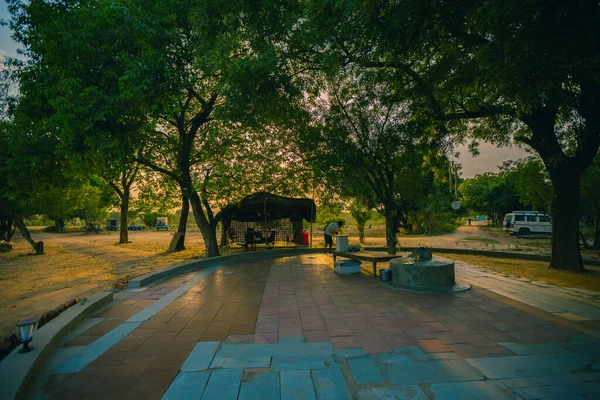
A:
503 211 552 236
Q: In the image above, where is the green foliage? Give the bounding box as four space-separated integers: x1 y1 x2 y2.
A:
71 181 113 225
459 173 521 225
501 158 552 213
581 153 600 248
348 201 372 243
460 157 553 224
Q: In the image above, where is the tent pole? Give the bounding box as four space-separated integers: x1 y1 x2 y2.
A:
310 183 314 248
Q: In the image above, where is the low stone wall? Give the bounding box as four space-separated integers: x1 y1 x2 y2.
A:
0 291 113 400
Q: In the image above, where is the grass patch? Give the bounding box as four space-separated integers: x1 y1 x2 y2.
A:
444 252 600 293
460 237 501 245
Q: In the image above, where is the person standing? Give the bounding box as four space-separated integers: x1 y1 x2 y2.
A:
324 221 343 254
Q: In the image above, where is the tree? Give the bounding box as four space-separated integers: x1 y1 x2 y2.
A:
501 158 552 214
296 0 600 271
301 72 449 253
0 119 77 254
105 164 139 244
459 173 521 225
348 201 372 243
8 0 303 257
581 154 600 249
131 170 180 230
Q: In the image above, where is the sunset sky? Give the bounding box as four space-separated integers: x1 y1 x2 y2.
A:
456 142 532 179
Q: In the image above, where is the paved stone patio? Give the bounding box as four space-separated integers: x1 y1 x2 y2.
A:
30 254 600 399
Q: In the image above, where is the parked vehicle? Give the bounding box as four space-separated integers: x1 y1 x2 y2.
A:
156 217 169 231
503 211 552 236
128 223 143 231
106 218 119 231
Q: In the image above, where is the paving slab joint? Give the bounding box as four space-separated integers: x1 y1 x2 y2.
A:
0 291 113 400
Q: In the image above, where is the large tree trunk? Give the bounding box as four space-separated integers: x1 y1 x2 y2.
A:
168 191 189 252
1 216 14 241
549 172 585 272
593 207 600 250
119 190 129 244
54 217 65 233
14 215 43 255
187 187 220 257
220 220 228 247
384 208 399 255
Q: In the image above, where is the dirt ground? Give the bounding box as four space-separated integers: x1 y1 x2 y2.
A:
0 224 598 337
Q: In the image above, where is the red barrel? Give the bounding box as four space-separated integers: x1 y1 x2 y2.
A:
303 230 309 245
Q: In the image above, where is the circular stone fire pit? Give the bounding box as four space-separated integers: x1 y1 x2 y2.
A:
384 248 470 293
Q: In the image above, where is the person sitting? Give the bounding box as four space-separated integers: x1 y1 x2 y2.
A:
244 228 256 251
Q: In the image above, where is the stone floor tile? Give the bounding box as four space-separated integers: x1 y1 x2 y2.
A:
324 318 348 328
501 373 600 389
461 320 495 331
335 348 366 359
280 318 302 328
356 386 428 400
514 382 600 399
280 326 304 337
201 368 243 400
210 357 271 369
361 340 392 354
200 331 229 342
417 339 453 353
311 368 350 400
388 359 484 385
327 325 353 337
257 315 279 324
151 349 191 367
134 365 179 388
331 336 360 349
179 341 219 372
302 321 327 331
498 342 567 355
255 323 279 333
466 353 594 379
230 324 255 335
375 353 413 365
506 331 540 344
271 355 330 371
304 330 330 343
428 380 516 399
382 335 417 349
279 336 306 344
54 321 143 374
346 319 373 330
226 334 254 343
446 343 487 359
348 358 386 384
478 345 516 357
281 370 317 400
253 333 279 344
425 352 460 361
162 371 210 400
63 335 102 348
239 371 280 400
480 330 515 343
392 346 429 361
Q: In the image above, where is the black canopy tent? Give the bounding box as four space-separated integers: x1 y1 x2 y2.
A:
220 192 316 246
